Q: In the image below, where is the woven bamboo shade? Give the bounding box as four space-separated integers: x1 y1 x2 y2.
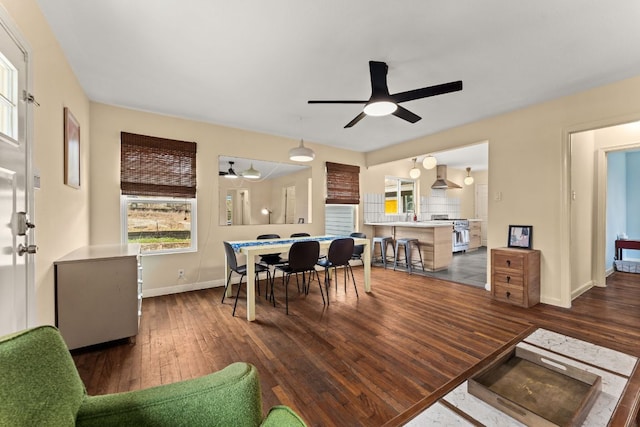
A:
325 161 360 205
120 132 197 198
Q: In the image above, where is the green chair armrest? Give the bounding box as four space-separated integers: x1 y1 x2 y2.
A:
261 405 307 427
76 362 263 427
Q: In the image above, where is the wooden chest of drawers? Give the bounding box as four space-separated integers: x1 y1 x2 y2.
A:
491 247 540 307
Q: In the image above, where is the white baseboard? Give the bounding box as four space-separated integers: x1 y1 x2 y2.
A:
142 279 226 298
571 280 594 300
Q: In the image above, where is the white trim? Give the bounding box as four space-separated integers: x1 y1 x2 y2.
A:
121 196 197 254
142 278 225 298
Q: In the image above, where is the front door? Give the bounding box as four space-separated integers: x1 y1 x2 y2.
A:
0 17 35 336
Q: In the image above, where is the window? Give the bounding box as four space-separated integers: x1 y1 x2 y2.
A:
121 197 196 253
325 204 357 236
385 177 416 214
120 132 197 253
0 51 18 142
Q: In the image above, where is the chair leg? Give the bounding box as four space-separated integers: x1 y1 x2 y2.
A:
285 274 290 315
323 267 331 305
232 273 246 317
315 270 326 305
255 272 261 297
343 265 348 292
348 264 358 298
221 270 233 303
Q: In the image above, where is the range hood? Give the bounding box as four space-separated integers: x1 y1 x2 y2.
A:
431 165 462 189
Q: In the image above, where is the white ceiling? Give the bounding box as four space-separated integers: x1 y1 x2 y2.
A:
36 1 640 167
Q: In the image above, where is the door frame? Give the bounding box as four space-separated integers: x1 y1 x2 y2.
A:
562 113 640 308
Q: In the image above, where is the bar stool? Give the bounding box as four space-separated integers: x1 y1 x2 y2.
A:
393 238 424 274
372 236 395 268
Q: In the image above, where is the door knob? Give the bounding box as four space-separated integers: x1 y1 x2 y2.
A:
17 243 38 256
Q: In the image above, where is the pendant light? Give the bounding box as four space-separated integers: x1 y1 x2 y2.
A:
422 155 437 170
409 158 421 179
464 167 474 185
241 163 261 179
289 139 315 162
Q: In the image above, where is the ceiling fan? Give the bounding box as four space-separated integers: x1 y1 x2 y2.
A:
308 61 462 128
219 161 238 179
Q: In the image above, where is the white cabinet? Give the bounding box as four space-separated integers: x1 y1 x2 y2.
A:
54 244 142 350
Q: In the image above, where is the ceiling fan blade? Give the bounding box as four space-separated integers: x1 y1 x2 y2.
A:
369 61 390 95
392 105 421 123
344 112 367 128
308 100 368 104
391 80 463 103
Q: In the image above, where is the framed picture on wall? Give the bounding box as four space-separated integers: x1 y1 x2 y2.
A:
508 225 533 249
64 107 80 188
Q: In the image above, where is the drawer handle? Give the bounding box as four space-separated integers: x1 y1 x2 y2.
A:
506 260 511 267
506 291 511 298
506 276 511 283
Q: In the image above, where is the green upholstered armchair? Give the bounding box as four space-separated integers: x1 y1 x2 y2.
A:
0 325 306 426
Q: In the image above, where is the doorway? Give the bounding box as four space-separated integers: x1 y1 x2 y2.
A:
569 121 640 298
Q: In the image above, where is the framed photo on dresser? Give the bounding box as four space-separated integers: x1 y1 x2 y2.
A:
508 225 532 249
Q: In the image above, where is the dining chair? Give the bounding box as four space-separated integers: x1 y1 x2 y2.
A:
290 232 311 238
222 241 272 316
274 240 324 314
350 232 367 265
317 238 358 304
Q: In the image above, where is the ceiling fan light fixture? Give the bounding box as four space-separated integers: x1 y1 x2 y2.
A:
464 167 474 185
409 158 421 179
422 155 437 170
363 100 397 116
289 139 315 162
224 161 238 179
241 163 261 179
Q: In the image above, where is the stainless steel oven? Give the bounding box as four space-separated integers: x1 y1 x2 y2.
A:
452 219 470 252
431 215 469 252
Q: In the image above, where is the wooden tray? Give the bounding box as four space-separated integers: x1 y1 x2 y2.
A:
468 346 601 426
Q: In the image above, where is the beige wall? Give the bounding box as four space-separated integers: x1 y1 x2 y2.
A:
1 0 91 326
89 102 365 297
365 76 640 307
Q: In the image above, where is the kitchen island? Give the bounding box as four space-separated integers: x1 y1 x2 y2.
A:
366 221 453 271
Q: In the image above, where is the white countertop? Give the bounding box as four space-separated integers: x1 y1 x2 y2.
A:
365 221 453 228
55 244 141 263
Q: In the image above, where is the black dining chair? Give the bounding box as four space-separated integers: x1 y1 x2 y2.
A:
290 232 311 238
350 232 367 265
274 240 324 314
317 238 358 304
222 241 272 316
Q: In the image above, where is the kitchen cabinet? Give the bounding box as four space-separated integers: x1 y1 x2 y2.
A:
491 247 540 308
368 222 453 271
468 221 482 250
54 244 142 350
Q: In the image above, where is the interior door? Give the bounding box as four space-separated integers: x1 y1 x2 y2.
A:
0 19 34 336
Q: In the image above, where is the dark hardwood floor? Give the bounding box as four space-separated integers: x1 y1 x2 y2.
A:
72 267 640 426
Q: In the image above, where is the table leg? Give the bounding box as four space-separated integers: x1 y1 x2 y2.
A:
363 241 371 292
246 255 256 321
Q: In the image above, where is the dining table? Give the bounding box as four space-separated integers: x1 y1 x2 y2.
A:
226 235 371 321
